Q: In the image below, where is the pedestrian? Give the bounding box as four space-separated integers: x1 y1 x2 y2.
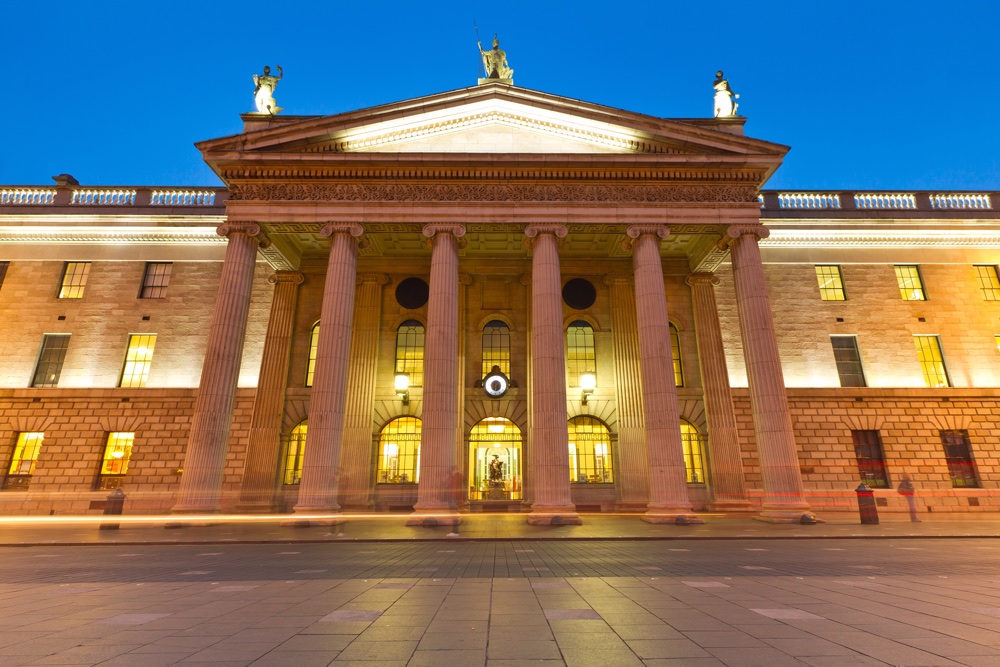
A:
898 475 920 522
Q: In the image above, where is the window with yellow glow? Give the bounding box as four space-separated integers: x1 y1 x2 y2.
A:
894 265 926 300
377 417 421 483
59 262 90 299
995 335 1000 353
814 265 846 301
6 432 43 483
567 416 613 483
283 420 307 485
395 321 425 387
975 265 1000 300
119 334 156 388
670 323 684 387
305 322 320 387
680 420 706 483
914 335 950 388
482 320 511 378
566 321 596 387
97 432 134 490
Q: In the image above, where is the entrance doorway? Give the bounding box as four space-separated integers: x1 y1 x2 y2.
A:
468 417 522 501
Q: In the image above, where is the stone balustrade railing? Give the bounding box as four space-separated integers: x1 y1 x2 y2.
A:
0 186 226 208
0 188 56 205
761 191 994 213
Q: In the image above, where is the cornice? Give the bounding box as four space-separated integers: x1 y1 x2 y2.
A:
0 227 225 245
761 229 1000 248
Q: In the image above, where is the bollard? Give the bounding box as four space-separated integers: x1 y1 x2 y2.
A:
855 483 879 525
100 488 126 530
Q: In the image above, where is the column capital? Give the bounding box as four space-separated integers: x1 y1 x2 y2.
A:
524 224 568 239
217 221 271 249
268 271 304 286
626 224 670 240
685 272 721 288
422 223 466 239
721 223 770 245
357 272 389 285
320 222 364 239
603 273 633 286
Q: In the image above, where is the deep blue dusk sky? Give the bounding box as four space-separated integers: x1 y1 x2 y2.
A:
3 1 998 191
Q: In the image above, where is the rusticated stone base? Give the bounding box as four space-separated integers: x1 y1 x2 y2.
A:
707 501 755 512
641 513 705 525
526 512 582 526
754 510 821 524
405 514 462 527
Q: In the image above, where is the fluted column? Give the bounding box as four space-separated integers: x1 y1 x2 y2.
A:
724 224 813 521
173 222 268 513
686 272 751 511
604 274 649 508
237 271 304 511
410 224 465 523
294 224 365 517
524 224 580 525
628 225 694 522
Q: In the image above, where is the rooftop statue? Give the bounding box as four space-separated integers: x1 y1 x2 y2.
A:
252 65 283 115
713 70 739 118
478 35 514 83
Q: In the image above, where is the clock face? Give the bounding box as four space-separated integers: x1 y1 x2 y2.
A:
484 372 509 398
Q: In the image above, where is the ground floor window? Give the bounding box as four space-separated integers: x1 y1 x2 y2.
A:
377 417 421 484
97 432 134 490
5 432 43 490
568 416 613 483
469 417 522 500
852 430 889 488
283 420 307 485
941 430 979 488
680 420 706 483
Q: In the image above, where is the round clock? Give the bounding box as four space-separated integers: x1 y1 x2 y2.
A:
483 368 510 398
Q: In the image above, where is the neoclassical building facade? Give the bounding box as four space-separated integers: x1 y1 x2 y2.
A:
1 83 998 520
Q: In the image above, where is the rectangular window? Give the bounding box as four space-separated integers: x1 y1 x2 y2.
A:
119 334 156 388
97 432 135 490
31 334 71 388
815 265 846 301
139 262 172 299
0 261 9 289
975 265 1000 300
914 335 950 387
5 432 43 490
894 265 926 300
59 262 90 298
566 323 596 387
831 336 867 387
852 430 889 488
995 335 1000 353
941 430 979 488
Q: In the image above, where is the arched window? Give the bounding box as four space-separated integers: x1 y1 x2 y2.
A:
395 320 425 387
482 320 511 377
566 321 596 387
377 417 421 484
670 323 684 387
567 416 614 483
680 420 706 483
305 322 320 387
283 420 307 485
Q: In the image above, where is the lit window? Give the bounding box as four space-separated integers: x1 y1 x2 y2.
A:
97 432 134 490
305 322 320 387
566 321 596 387
670 323 684 387
5 432 43 490
852 430 888 488
139 262 172 298
119 334 156 388
894 265 926 300
283 420 307 485
0 261 9 290
394 321 425 387
815 265 846 301
975 265 1000 300
995 335 1000 353
941 430 978 488
913 335 950 388
31 334 71 388
482 320 511 378
376 417 421 484
831 336 866 387
567 416 613 483
680 420 706 483
59 262 90 298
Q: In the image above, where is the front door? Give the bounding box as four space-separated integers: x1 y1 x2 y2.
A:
468 417 522 501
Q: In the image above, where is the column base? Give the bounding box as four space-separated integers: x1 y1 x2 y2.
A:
754 508 822 524
526 510 582 526
707 500 755 512
641 512 705 525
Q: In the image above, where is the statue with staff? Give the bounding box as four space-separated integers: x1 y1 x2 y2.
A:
713 70 739 118
252 65 284 114
476 24 514 84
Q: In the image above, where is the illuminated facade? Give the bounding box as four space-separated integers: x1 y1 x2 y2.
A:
1 84 998 519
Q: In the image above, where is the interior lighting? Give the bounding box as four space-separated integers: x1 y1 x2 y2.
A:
394 373 410 405
580 373 596 405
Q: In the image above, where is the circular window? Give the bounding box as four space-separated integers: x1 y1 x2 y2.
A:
395 277 429 309
562 278 597 310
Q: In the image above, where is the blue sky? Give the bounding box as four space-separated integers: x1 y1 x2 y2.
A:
3 0 998 191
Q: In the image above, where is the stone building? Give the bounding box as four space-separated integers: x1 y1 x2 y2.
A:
1 83 998 519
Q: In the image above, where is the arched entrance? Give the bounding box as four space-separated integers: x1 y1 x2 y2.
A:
468 417 522 501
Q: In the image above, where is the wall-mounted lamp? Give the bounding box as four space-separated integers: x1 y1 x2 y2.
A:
580 373 596 405
394 373 410 405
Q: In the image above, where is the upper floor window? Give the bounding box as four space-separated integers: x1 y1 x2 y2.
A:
831 335 866 387
5 432 43 490
941 430 978 488
59 262 90 299
815 265 846 301
377 417 421 484
482 320 511 378
119 334 156 388
283 420 307 485
305 322 320 387
139 262 172 299
913 335 950 388
394 320 425 387
680 420 706 484
0 261 9 290
97 432 135 490
670 323 684 387
894 265 926 301
566 321 596 387
975 265 1000 300
31 334 70 388
567 416 613 483
852 430 889 488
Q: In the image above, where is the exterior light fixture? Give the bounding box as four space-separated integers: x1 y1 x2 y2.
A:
394 373 410 405
580 373 596 405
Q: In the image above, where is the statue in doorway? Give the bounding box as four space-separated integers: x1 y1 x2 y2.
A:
252 65 284 114
488 454 504 484
478 35 514 82
713 70 739 118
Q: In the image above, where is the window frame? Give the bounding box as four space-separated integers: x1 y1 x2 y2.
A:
975 265 1000 301
567 416 614 484
31 334 71 388
481 320 511 378
815 265 846 301
851 430 889 488
5 432 44 490
58 262 91 299
894 265 926 301
138 262 172 299
670 323 684 388
940 430 979 488
394 320 425 387
913 334 951 388
118 334 157 388
566 320 596 387
283 420 307 485
0 261 9 290
830 335 867 388
305 322 320 387
376 417 421 484
96 432 135 490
